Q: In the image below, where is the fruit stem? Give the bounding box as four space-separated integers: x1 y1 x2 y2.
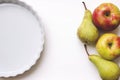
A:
82 2 87 10
84 44 90 56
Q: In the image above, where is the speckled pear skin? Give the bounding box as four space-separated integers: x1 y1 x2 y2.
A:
89 55 120 80
77 2 99 44
84 44 120 80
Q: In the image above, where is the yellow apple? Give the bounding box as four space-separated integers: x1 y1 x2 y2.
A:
96 33 120 60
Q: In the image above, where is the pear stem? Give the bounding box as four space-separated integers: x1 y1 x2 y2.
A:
82 2 87 10
84 44 90 56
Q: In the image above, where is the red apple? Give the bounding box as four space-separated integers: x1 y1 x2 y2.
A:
92 3 120 31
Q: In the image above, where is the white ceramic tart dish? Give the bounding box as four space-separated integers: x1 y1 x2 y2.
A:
0 0 44 77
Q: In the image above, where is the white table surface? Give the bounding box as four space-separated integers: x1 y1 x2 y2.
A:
0 0 120 80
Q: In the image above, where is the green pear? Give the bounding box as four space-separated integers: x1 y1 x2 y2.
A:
84 44 120 80
89 55 120 80
77 2 99 44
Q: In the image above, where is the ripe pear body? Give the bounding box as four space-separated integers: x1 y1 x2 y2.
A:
89 55 120 80
77 10 99 44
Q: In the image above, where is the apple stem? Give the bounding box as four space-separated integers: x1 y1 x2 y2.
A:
84 44 90 56
82 2 87 10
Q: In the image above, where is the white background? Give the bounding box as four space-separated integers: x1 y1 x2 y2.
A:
0 0 120 80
